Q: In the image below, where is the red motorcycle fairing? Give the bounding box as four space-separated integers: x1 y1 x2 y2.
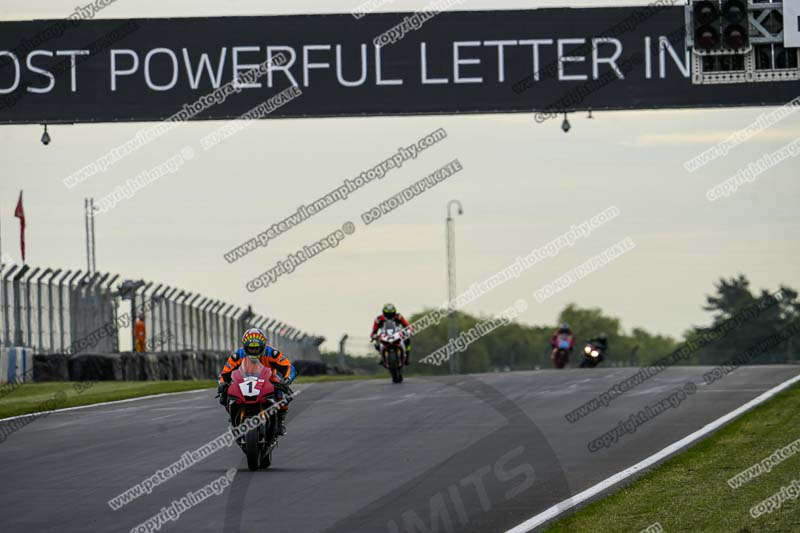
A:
226 357 277 405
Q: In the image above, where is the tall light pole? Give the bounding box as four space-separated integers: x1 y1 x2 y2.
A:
338 334 349 371
84 198 97 274
446 199 463 375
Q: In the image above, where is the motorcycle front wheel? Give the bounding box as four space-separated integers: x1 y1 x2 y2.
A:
245 423 260 471
388 351 402 383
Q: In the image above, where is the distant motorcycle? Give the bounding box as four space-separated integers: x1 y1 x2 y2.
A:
580 341 605 368
553 338 572 369
224 357 291 471
377 319 407 383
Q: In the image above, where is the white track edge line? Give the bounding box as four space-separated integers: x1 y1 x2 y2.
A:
504 371 800 533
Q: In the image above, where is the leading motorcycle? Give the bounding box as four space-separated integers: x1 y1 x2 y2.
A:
224 357 291 471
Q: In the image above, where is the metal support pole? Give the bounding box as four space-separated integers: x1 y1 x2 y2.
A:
222 306 231 349
90 198 97 273
211 301 223 351
149 284 163 348
274 322 285 351
196 298 205 350
197 298 206 350
92 273 109 351
153 288 163 349
177 292 190 350
205 300 217 350
169 288 180 350
170 290 181 351
103 275 119 353
239 305 254 334
24 267 40 348
157 286 171 350
338 334 349 370
35 268 51 351
2 265 18 347
213 301 224 350
188 295 201 350
45 269 61 352
163 287 178 351
202 298 212 350
56 270 71 352
233 308 245 347
84 199 92 274
12 266 30 346
80 272 99 349
207 301 218 351
229 307 242 346
258 317 271 345
221 304 234 351
446 200 463 375
65 270 82 351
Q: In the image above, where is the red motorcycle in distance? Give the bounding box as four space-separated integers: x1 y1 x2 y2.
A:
552 336 572 369
377 319 407 383
225 357 289 471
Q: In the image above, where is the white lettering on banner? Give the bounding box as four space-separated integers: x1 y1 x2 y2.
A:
1 35 702 98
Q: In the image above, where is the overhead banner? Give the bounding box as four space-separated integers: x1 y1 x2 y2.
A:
785 0 800 48
0 6 798 124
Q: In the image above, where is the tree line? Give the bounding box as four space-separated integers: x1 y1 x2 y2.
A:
324 275 800 374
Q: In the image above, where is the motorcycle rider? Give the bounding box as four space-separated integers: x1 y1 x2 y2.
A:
217 328 297 436
371 303 412 366
550 323 575 364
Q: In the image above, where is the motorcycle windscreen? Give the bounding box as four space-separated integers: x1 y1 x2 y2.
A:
238 357 267 379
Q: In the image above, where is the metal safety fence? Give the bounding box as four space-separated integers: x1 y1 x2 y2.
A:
0 265 323 360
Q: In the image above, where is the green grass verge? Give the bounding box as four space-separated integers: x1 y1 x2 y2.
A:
546 383 800 533
0 381 217 419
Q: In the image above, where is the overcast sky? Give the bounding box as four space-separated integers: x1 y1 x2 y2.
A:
1 0 798 355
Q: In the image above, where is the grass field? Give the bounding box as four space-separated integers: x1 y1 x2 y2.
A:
546 383 800 533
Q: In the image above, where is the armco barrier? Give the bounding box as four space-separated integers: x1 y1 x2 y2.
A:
1 347 33 384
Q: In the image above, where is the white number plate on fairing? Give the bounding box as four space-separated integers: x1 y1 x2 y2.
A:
239 378 261 396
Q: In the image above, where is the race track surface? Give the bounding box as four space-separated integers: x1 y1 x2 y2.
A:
0 365 797 533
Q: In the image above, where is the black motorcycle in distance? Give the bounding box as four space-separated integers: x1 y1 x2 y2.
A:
580 341 606 368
